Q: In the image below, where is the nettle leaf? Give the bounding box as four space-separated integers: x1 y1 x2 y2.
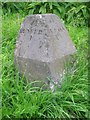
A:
39 6 46 14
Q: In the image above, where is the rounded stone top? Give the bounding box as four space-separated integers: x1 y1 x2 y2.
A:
25 13 59 17
15 14 76 62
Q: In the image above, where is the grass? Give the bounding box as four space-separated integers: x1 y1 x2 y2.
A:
2 13 89 119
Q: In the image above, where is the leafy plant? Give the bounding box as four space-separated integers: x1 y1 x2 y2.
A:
66 3 89 26
2 2 89 26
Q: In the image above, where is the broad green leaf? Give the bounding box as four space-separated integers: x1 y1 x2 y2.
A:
29 9 35 14
52 3 60 7
49 2 53 10
28 2 41 9
39 6 46 14
53 9 60 17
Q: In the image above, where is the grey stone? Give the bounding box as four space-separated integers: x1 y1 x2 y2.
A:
14 14 76 90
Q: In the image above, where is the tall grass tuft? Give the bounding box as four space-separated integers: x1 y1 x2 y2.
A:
2 13 89 119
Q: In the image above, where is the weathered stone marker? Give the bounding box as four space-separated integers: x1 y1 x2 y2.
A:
14 14 76 90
